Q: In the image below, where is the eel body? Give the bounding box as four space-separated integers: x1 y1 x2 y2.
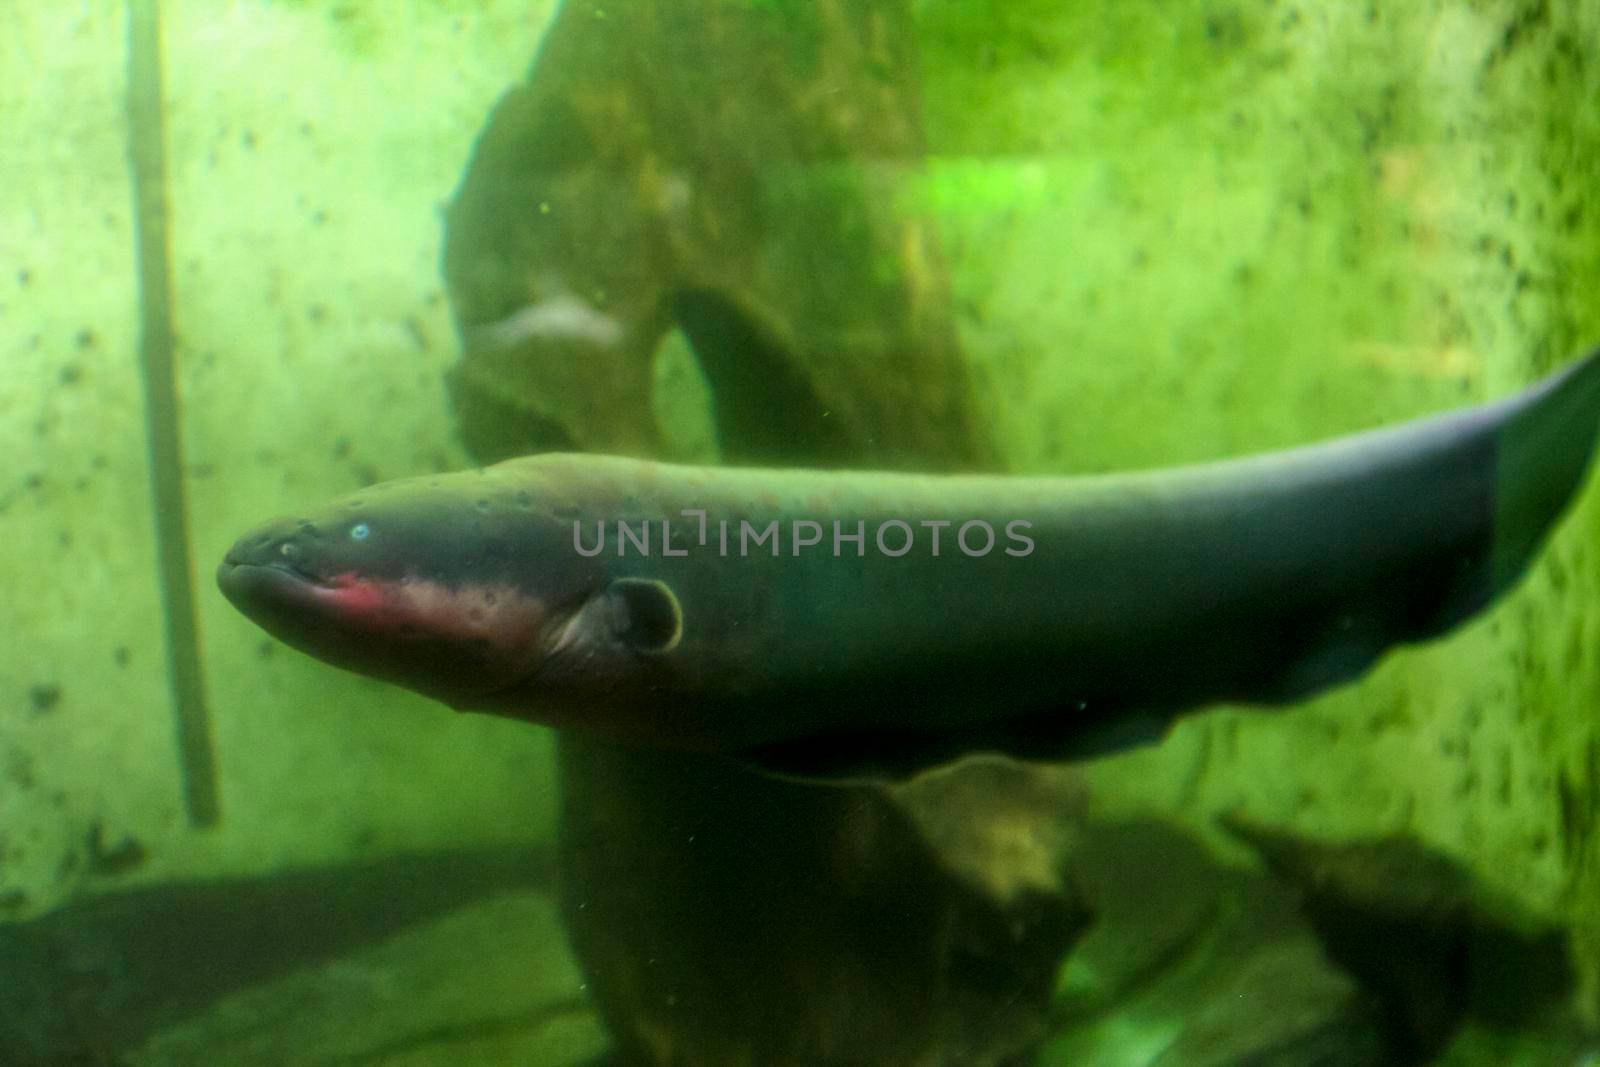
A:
218 351 1600 779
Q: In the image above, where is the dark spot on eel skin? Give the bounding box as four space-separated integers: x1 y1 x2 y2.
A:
28 684 61 714
58 363 81 386
113 646 130 668
74 327 96 349
256 640 276 659
0 891 30 917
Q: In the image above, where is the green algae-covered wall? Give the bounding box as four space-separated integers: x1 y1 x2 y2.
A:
1 0 561 907
917 0 1600 1018
2 2 611 1060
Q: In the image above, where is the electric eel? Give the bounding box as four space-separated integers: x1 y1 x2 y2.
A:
219 350 1600 780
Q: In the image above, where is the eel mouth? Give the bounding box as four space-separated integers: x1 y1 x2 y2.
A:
215 512 387 655
217 519 338 608
216 542 550 707
216 557 492 703
216 557 344 636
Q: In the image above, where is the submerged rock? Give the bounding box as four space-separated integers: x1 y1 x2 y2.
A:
557 739 1092 1067
0 847 558 1065
1221 813 1579 1061
441 3 1038 1063
442 0 991 471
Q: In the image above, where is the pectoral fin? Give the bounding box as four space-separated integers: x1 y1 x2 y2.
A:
604 578 683 654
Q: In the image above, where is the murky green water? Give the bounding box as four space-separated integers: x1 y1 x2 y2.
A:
3 1 1600 1063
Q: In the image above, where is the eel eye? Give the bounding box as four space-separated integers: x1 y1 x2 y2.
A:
350 522 371 541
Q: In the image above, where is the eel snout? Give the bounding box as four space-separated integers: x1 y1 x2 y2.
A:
217 514 548 706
